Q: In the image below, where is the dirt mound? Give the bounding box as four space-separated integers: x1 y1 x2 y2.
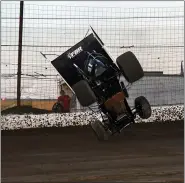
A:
1 106 52 115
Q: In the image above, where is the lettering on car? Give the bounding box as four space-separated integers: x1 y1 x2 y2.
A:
67 46 83 59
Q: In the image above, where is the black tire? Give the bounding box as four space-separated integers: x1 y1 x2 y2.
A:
72 80 97 107
116 51 144 83
135 96 152 119
90 120 110 141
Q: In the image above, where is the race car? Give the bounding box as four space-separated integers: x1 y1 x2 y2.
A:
51 26 151 140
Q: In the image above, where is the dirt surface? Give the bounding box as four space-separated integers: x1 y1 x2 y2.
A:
2 121 184 182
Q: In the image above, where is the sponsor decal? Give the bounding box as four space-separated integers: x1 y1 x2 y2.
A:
67 46 83 59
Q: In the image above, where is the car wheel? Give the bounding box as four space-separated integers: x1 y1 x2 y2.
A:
72 80 97 107
116 51 144 83
135 96 152 119
90 120 110 141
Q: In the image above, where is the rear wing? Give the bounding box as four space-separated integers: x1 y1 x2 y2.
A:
51 28 114 88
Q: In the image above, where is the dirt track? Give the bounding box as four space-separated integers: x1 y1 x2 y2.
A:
2 121 184 182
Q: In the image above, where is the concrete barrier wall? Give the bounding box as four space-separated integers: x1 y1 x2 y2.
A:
1 105 184 130
2 76 183 107
125 76 184 106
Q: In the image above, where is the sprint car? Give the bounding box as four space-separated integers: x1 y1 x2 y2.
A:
51 26 151 140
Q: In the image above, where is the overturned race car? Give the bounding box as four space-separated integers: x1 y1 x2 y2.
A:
51 26 152 140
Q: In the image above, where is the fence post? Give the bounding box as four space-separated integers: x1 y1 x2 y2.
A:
17 1 24 107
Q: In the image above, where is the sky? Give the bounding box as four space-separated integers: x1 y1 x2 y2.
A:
3 1 184 8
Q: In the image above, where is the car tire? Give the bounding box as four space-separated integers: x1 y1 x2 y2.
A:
72 80 97 107
135 96 152 119
90 120 110 141
116 51 144 83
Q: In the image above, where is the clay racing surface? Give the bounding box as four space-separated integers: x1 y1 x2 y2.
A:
2 121 184 182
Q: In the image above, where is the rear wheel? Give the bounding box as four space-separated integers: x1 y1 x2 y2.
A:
135 96 151 119
90 120 110 141
72 80 97 107
116 51 144 83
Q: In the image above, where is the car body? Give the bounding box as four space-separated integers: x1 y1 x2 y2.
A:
51 27 151 140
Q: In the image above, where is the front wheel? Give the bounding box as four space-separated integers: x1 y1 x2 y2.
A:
90 120 110 141
135 96 152 119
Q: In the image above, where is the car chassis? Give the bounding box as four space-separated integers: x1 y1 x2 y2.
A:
51 27 152 140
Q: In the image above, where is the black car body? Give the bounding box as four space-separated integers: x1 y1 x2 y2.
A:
51 27 151 140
